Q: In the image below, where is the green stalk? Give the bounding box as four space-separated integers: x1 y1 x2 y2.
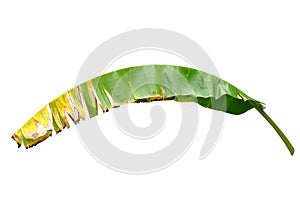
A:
249 101 294 155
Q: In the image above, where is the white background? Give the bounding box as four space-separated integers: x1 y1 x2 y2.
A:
1 1 300 199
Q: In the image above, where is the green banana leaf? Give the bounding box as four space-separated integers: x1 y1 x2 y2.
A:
12 65 294 155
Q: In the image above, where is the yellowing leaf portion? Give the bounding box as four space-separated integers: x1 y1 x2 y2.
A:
33 106 51 128
11 106 52 148
20 117 38 139
49 93 73 132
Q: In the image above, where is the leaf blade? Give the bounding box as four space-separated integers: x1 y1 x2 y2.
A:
11 65 294 155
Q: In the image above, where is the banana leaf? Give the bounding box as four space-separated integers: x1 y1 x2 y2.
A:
11 65 294 155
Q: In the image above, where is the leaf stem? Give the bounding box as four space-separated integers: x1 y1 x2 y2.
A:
249 101 294 156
